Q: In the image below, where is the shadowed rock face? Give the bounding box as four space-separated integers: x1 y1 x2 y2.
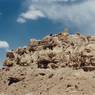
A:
1 32 95 95
8 77 24 86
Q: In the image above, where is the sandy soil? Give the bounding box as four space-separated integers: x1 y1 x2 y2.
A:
1 66 95 95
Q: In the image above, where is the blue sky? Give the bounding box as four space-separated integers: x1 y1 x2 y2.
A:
0 0 95 65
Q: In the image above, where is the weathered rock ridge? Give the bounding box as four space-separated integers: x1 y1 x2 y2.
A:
1 32 95 95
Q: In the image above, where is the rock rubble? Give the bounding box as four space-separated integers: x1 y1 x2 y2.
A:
3 32 95 71
1 31 95 95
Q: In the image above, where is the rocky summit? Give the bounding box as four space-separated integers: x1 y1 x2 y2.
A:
1 32 95 95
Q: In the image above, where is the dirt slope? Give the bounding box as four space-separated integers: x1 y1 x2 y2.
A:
0 32 95 95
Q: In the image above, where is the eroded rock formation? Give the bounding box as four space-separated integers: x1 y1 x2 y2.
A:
1 32 95 95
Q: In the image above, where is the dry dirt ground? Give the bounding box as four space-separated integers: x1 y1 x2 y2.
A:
1 66 95 95
1 32 95 95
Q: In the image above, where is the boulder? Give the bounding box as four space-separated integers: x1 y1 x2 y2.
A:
17 54 32 66
4 59 14 67
16 48 27 56
6 51 15 59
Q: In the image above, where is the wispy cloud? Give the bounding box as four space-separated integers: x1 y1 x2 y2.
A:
0 41 9 49
17 0 90 24
17 6 45 23
18 0 95 35
17 17 26 23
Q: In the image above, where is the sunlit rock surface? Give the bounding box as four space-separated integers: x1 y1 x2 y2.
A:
1 32 95 95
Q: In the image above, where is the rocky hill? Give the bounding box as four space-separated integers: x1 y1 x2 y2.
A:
0 32 95 95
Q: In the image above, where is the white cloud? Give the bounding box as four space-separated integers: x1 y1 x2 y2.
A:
0 41 9 48
17 7 45 23
18 0 90 24
18 0 95 35
17 17 26 23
